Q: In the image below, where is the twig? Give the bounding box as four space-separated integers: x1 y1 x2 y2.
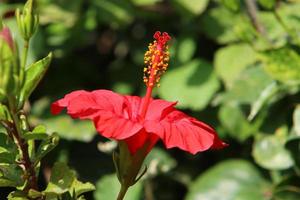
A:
8 97 38 192
245 0 265 35
11 120 38 192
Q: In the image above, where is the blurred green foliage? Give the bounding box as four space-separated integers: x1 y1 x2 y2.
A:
1 0 300 199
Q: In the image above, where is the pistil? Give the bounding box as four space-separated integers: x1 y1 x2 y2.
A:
140 31 171 118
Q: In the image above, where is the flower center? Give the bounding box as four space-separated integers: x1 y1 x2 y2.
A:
140 31 171 118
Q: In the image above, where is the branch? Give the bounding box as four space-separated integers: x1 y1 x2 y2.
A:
245 0 265 34
7 97 38 192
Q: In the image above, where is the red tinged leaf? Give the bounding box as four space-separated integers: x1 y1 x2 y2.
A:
0 27 14 50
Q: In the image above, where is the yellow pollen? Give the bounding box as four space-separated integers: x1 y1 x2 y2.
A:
143 41 170 87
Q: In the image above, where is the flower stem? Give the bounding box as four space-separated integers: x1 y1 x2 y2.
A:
20 39 29 88
116 184 129 200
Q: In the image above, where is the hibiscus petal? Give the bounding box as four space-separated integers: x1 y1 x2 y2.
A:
92 109 142 140
190 118 228 149
51 90 143 140
145 99 177 121
123 96 143 120
51 90 124 118
144 109 226 154
124 130 159 155
51 90 89 115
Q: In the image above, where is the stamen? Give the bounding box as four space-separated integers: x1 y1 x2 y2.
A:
143 31 171 87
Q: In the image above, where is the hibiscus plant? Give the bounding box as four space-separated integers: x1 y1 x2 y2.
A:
0 0 227 199
0 0 94 199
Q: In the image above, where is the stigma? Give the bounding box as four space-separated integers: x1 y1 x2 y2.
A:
143 31 171 87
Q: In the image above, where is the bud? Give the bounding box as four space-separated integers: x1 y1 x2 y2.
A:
16 0 39 41
113 141 148 188
0 26 18 96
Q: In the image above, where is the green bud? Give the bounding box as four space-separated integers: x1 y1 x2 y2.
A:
16 0 39 41
113 141 149 188
0 27 19 97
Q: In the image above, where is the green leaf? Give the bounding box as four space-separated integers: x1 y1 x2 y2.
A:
0 90 5 103
0 103 10 121
171 0 209 16
279 3 300 38
248 82 278 121
221 0 241 12
0 132 16 153
0 164 24 187
43 116 96 142
258 0 276 10
131 0 162 6
28 189 43 199
214 43 256 89
35 133 59 165
185 160 271 200
293 105 300 135
201 7 243 44
258 47 300 84
0 152 15 164
92 0 134 28
19 53 52 107
23 132 48 141
217 65 274 105
253 130 294 170
39 4 77 27
248 82 300 121
0 178 20 188
0 132 17 163
44 162 95 198
7 191 28 200
158 59 220 110
23 125 48 141
144 148 177 177
273 176 300 200
176 36 197 63
94 174 142 200
285 136 300 168
218 103 258 142
256 12 286 48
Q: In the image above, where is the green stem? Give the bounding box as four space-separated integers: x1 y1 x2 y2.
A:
21 40 29 69
270 170 281 184
116 184 129 200
20 40 29 88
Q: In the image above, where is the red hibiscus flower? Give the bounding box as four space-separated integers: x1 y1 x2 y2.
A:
51 31 226 155
51 31 227 198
